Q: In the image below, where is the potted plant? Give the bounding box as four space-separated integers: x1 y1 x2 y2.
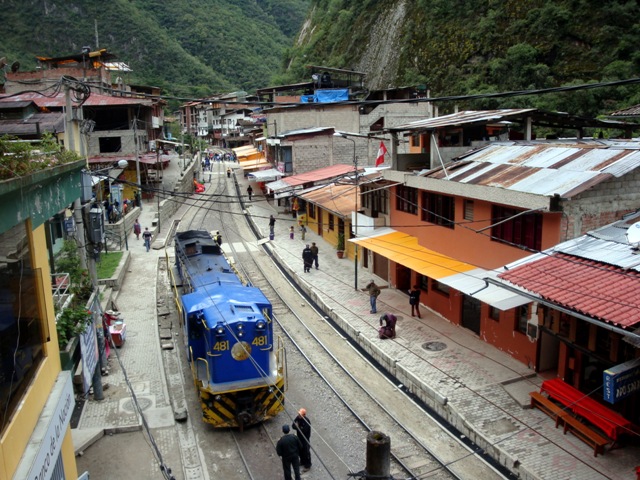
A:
336 233 345 259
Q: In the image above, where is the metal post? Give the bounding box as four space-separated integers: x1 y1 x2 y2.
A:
354 153 358 291
157 149 161 234
336 133 359 290
134 116 142 210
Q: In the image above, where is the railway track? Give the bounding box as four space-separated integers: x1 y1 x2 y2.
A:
171 163 505 480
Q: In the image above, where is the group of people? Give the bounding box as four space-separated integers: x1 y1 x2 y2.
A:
301 243 319 272
133 218 153 252
203 151 237 171
276 408 312 480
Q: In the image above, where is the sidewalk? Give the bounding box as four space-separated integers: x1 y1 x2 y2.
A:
240 174 639 480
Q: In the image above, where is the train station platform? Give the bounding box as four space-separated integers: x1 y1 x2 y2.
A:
73 159 638 480
240 173 639 480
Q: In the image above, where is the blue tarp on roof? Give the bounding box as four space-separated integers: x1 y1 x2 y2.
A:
314 89 349 103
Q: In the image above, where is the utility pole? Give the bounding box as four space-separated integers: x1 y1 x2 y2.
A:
134 116 142 209
64 85 75 153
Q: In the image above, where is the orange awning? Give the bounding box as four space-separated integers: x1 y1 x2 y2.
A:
350 230 476 280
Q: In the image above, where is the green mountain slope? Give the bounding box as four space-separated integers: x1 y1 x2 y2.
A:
283 0 640 116
0 0 310 96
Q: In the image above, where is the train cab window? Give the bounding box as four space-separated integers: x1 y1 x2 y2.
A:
185 243 198 255
234 305 254 313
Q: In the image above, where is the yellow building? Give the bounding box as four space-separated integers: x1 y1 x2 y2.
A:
0 159 84 480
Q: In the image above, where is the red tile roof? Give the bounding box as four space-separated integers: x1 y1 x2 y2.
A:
498 253 640 328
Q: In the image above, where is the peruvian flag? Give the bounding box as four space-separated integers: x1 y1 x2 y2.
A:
375 141 387 167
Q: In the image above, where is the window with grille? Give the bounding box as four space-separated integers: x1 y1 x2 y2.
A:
491 206 542 250
396 185 417 214
516 305 529 334
421 192 455 228
463 199 474 221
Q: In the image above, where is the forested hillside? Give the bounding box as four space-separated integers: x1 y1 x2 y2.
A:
0 0 310 96
282 0 640 117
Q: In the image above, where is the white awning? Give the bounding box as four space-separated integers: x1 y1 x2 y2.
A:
157 139 187 146
91 168 124 185
255 136 266 141
440 269 530 310
248 168 282 182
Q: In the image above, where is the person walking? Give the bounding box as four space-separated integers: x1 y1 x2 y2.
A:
142 227 153 252
310 242 319 269
215 231 222 246
289 225 295 240
226 167 231 178
363 280 381 314
292 408 312 471
247 185 254 201
133 218 141 240
379 313 397 339
276 424 302 480
299 224 306 241
409 285 422 318
302 244 313 273
269 215 276 236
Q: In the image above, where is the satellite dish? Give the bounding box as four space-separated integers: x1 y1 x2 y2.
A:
626 221 640 246
0 57 7 69
10 61 20 72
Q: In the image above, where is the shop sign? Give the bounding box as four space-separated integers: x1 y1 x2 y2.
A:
603 357 640 404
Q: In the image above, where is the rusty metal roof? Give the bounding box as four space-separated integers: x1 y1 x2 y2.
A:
0 112 65 136
297 183 359 218
0 91 152 108
608 104 640 117
389 109 634 132
391 109 536 131
423 141 640 198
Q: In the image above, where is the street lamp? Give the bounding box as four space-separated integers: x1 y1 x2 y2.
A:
334 132 359 290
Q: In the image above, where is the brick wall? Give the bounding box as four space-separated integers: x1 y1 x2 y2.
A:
560 170 640 239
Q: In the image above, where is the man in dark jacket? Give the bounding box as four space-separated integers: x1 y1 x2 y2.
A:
292 408 312 471
409 285 421 318
302 244 313 273
310 242 319 269
276 424 302 480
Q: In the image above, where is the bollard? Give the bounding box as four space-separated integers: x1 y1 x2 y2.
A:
365 431 390 479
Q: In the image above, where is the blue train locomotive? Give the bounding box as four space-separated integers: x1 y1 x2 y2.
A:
173 230 286 429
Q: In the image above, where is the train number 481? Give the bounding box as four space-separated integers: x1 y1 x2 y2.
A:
252 336 268 346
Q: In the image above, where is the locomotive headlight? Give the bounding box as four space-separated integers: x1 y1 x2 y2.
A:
256 320 266 330
215 324 225 336
237 324 244 330
238 331 244 338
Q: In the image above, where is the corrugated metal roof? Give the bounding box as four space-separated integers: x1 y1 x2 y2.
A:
498 253 640 328
266 164 356 190
0 91 152 108
278 127 334 138
390 109 634 132
390 109 537 131
608 104 640 117
0 112 65 135
424 142 640 198
297 183 359 218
